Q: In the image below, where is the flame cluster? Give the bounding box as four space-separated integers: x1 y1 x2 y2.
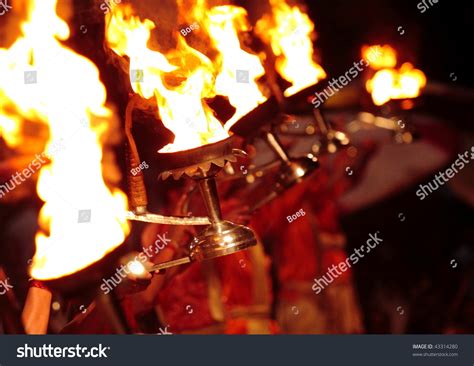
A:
104 0 328 150
362 45 427 106
106 4 229 153
106 2 271 151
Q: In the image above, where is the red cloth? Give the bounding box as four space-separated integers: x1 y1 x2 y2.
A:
158 248 275 332
60 297 139 334
158 263 215 332
251 160 354 286
216 250 255 308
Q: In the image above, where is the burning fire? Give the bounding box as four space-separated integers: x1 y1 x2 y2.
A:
362 44 397 70
255 0 326 96
363 45 427 106
105 4 229 153
204 5 267 129
0 0 129 280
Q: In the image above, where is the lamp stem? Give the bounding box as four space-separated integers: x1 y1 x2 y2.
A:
264 132 290 162
313 109 330 135
198 177 223 224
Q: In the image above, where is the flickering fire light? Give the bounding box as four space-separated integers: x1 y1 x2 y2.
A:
204 5 267 129
105 4 229 153
175 0 268 129
363 44 427 106
361 44 397 70
255 0 326 97
0 0 130 280
127 260 146 277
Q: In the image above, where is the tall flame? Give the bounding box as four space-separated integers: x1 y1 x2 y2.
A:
363 45 427 106
255 0 326 96
0 0 129 280
106 4 229 153
202 5 267 129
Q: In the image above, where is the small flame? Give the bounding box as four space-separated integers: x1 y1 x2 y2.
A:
0 114 23 148
255 0 326 96
203 5 267 129
362 44 397 70
364 44 426 106
1 0 129 280
127 260 146 276
105 4 229 153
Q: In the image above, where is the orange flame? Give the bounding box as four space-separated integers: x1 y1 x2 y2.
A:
202 5 267 129
0 0 129 280
363 45 427 106
362 44 397 70
105 4 229 153
177 1 267 128
255 0 326 96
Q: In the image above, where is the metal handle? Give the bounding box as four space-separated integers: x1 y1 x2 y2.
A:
126 211 210 226
149 256 192 272
264 132 290 162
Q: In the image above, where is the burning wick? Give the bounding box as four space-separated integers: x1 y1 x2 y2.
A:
126 260 147 278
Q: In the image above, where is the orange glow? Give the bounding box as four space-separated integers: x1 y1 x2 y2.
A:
362 44 397 70
364 44 427 106
105 4 229 153
204 6 267 130
0 0 129 280
0 113 24 148
255 0 326 96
